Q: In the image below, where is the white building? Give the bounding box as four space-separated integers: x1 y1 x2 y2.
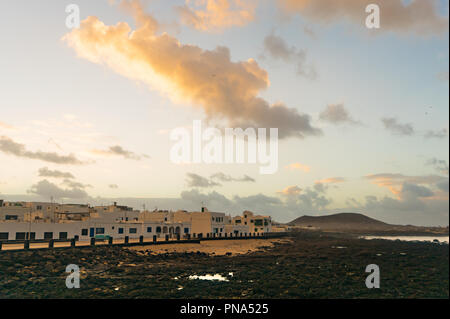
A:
0 200 272 242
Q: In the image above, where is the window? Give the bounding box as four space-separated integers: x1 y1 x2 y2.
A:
118 228 124 234
81 229 88 236
184 228 189 234
5 215 18 220
254 219 263 226
235 220 241 224
156 227 161 233
36 205 42 210
0 232 9 240
95 228 105 234
147 227 152 233
59 232 68 239
44 232 53 240
129 228 137 234
16 232 26 240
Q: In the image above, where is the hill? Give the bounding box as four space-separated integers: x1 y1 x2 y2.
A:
288 213 448 235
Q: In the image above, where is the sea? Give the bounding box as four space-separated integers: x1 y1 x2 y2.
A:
360 235 449 244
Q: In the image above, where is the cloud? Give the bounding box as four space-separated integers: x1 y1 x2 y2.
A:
186 173 221 188
303 25 316 39
319 104 360 125
315 177 346 184
176 0 256 31
0 122 14 130
210 172 255 182
401 182 434 198
426 158 449 175
0 136 85 165
437 71 449 82
359 179 448 226
63 0 321 139
186 172 253 188
38 167 75 179
296 188 332 210
263 33 317 79
277 0 449 36
277 182 332 211
61 179 92 189
181 189 287 218
11 179 448 225
90 145 148 160
436 180 449 192
381 117 415 136
424 128 448 139
277 185 302 196
313 182 328 193
343 173 449 225
285 162 310 172
28 180 89 199
365 173 446 196
109 184 119 189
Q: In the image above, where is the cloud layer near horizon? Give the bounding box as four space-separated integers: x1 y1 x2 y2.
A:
63 0 321 139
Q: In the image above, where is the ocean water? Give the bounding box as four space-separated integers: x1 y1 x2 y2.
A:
360 235 449 244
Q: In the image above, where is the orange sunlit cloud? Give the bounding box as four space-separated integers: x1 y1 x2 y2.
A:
285 162 311 172
277 185 302 196
177 0 256 31
62 0 320 139
315 177 345 184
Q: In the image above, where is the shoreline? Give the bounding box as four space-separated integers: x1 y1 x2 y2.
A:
0 230 448 299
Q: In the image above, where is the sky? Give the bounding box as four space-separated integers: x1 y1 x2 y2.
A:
0 0 448 226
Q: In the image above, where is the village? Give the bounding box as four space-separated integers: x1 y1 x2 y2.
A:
0 199 275 245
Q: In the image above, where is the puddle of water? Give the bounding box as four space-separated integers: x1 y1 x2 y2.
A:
188 274 229 282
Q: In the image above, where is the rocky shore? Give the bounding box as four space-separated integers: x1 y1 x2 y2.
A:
0 231 448 298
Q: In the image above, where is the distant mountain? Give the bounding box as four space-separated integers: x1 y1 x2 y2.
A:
288 213 449 235
289 213 388 231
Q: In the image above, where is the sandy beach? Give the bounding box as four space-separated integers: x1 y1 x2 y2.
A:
128 238 292 256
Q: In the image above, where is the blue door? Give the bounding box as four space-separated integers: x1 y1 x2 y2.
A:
89 228 94 237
